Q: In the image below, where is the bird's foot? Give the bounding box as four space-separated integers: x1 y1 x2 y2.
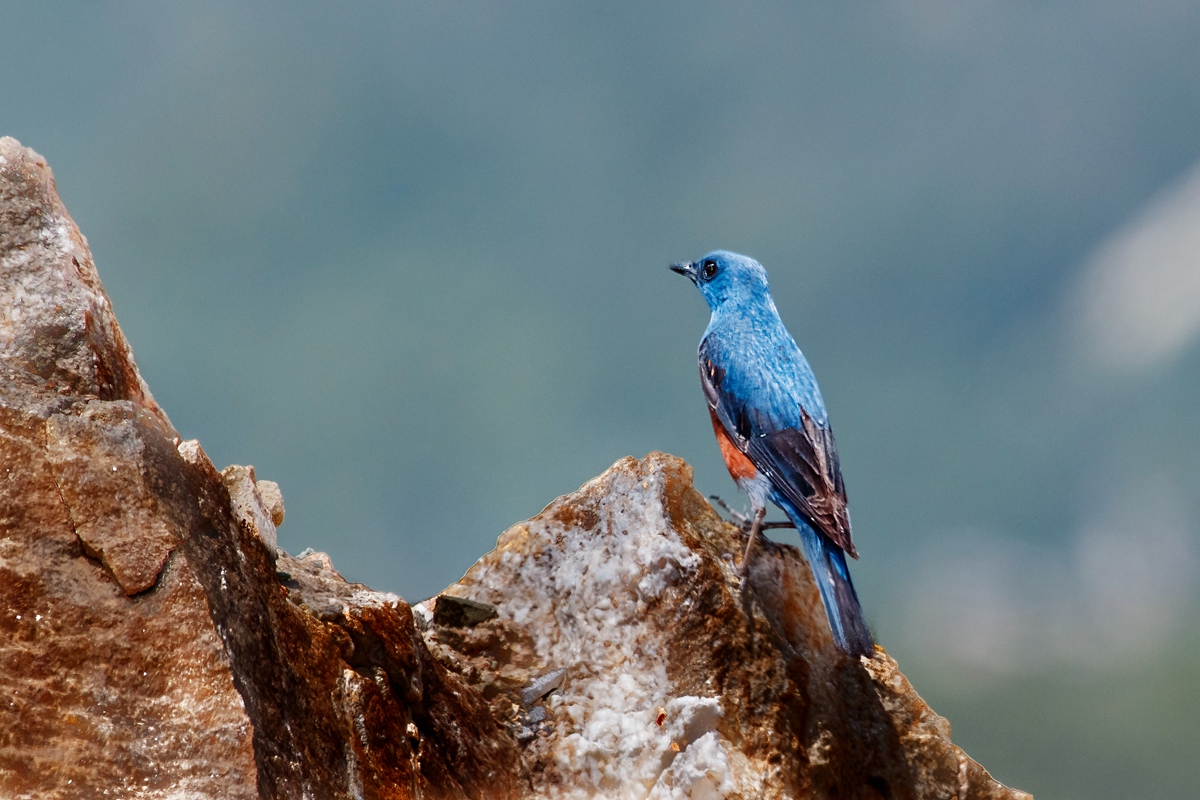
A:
708 495 796 533
708 495 751 530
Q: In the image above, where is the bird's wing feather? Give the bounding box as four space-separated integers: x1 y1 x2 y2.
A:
699 335 857 557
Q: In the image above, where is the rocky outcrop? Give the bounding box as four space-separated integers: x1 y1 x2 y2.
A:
419 453 1025 800
0 137 519 800
0 137 1030 799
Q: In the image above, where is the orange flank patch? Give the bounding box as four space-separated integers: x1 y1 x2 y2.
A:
709 409 758 481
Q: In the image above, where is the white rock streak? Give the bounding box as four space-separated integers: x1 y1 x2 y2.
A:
442 460 733 799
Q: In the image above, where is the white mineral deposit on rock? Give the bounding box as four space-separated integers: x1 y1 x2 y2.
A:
421 452 1031 799
427 461 724 797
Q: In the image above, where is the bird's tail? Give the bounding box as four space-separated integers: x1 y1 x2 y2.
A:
777 499 873 657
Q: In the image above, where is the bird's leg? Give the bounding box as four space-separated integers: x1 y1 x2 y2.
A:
709 495 751 529
738 506 767 579
711 495 794 533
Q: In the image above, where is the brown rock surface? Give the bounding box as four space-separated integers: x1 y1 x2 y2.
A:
0 136 1031 799
0 137 521 800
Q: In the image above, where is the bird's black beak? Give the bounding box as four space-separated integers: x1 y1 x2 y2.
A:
670 261 698 283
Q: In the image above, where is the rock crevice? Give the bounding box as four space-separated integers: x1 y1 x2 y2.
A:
0 137 1030 800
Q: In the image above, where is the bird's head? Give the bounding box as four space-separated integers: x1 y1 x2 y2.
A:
670 250 771 311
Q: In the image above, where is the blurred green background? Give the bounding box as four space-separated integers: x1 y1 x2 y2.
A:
4 3 1199 797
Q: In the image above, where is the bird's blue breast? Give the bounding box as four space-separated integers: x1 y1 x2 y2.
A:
702 298 828 429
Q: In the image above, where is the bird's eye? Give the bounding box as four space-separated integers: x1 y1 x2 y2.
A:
701 260 718 280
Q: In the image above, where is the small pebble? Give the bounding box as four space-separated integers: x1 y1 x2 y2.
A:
521 668 566 707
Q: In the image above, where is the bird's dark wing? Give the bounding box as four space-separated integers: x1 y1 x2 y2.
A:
699 335 857 557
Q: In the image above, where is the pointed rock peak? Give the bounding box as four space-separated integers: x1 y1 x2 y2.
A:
0 137 168 425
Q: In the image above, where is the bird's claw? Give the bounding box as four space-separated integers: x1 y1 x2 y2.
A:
708 495 796 533
708 495 751 530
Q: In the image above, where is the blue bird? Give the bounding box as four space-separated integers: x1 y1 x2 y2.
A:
671 250 873 657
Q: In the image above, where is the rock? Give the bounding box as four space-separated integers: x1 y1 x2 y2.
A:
423 453 1030 800
0 138 165 418
0 138 256 798
519 668 566 708
256 480 286 528
0 137 1031 799
45 402 179 595
432 594 499 628
222 464 280 553
0 138 522 800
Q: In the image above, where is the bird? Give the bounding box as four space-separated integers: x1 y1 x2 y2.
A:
670 250 873 657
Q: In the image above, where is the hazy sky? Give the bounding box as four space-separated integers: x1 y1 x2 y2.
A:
4 4 1200 797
